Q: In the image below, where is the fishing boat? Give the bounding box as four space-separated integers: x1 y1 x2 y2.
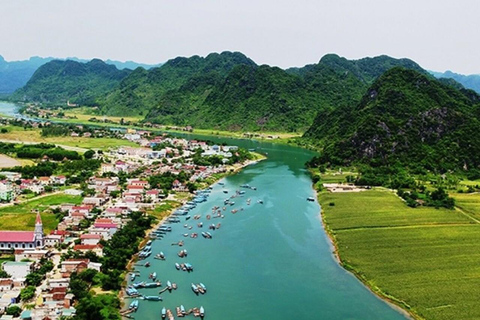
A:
185 215 191 220
200 306 205 317
167 309 174 320
257 199 264 204
144 282 161 288
185 263 193 271
209 223 216 230
218 182 224 185
178 249 188 258
223 190 228 193
143 295 162 301
241 184 250 188
230 201 235 206
132 281 146 289
145 261 150 267
191 232 198 238
129 299 139 310
175 263 180 270
199 282 207 292
149 272 157 280
161 307 167 319
130 273 136 281
191 283 199 293
198 222 203 228
126 287 139 296
180 305 186 315
167 280 172 289
146 240 152 246
307 197 315 202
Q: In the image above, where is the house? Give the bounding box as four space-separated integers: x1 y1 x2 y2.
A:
0 182 13 202
48 278 70 289
0 171 21 181
60 259 90 274
69 206 90 216
72 244 103 256
14 249 49 262
82 196 106 206
129 180 149 188
38 176 51 185
126 185 144 194
80 234 102 245
44 234 64 247
51 175 67 185
64 189 83 196
2 261 34 280
0 279 13 292
145 189 161 202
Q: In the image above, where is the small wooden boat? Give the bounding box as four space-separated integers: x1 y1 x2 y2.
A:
161 307 167 319
175 263 180 270
200 306 205 317
167 308 174 320
143 295 162 301
145 261 150 267
129 299 139 310
307 197 315 202
130 273 136 281
199 282 207 292
180 305 186 315
167 280 172 289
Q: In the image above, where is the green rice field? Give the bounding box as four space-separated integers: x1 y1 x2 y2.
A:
320 190 480 320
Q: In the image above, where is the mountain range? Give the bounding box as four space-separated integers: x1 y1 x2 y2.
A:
430 70 480 94
10 52 427 131
0 55 160 95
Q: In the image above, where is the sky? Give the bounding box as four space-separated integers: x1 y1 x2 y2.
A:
0 0 479 74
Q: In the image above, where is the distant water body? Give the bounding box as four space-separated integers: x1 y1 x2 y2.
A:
0 101 407 319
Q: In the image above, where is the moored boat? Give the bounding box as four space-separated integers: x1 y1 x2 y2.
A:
199 282 207 292
307 196 315 202
161 307 167 319
191 282 199 293
129 299 139 310
200 306 205 317
143 295 162 301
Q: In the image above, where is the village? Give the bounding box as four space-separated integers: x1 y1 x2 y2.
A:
0 124 256 320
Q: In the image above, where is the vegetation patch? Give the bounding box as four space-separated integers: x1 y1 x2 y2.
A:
320 190 480 320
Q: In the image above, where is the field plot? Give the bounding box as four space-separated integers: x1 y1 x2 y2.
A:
0 193 82 233
320 190 480 320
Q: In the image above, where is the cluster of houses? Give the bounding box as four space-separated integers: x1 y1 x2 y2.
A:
0 128 246 319
0 174 67 203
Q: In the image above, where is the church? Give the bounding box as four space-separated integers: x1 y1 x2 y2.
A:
0 212 44 251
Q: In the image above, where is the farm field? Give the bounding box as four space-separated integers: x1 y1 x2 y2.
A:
0 126 136 149
320 190 480 320
0 193 82 233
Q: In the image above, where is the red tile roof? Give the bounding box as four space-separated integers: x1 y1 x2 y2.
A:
0 231 35 242
80 234 102 239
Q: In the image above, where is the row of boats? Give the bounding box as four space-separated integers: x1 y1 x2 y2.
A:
161 306 205 319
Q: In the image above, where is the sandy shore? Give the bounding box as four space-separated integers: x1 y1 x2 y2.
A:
316 189 417 320
0 154 21 168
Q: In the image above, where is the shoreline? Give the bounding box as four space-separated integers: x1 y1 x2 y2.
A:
315 189 419 320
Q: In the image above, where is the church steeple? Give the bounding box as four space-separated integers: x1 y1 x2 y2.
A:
34 212 44 247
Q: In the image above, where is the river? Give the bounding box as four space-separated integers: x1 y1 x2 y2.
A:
0 102 407 319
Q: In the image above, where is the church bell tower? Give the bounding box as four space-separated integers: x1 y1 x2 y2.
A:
34 212 44 247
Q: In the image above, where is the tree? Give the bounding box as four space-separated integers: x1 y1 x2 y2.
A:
20 286 36 301
6 305 22 317
84 150 95 159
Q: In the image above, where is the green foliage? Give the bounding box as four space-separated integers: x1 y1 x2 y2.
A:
20 286 36 301
83 149 95 159
73 293 121 320
41 125 70 137
11 59 130 105
305 67 480 176
6 305 22 317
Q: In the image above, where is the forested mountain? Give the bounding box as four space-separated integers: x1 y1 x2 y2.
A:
0 55 159 96
430 70 480 94
99 51 257 116
10 51 433 131
101 52 425 131
304 67 480 173
11 59 131 105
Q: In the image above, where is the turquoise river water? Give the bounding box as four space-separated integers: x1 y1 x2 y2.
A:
0 102 408 319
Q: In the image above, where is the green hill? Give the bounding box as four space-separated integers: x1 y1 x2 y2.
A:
304 67 480 173
430 70 480 94
11 59 131 105
99 51 257 116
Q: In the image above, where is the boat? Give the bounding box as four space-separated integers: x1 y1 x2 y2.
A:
230 201 235 206
198 222 203 228
251 186 257 190
130 273 136 281
175 263 180 270
178 249 188 258
180 305 186 315
143 295 162 301
185 263 193 271
167 309 174 320
145 261 150 267
257 199 264 204
199 282 207 292
132 281 146 289
150 272 157 280
307 197 315 202
218 182 224 186
202 231 212 239
240 184 250 188
191 232 198 238
200 306 205 317
126 287 139 296
167 280 172 289
129 299 139 310
146 240 152 246
223 190 228 193
162 307 167 319
185 215 191 220
144 282 161 288
191 283 199 293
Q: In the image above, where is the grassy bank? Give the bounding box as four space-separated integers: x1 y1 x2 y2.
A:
319 189 480 320
0 193 82 233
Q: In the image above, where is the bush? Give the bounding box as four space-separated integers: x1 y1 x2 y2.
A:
6 305 22 317
20 286 36 301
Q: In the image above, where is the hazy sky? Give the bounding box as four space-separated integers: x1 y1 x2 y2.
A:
1 0 478 74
